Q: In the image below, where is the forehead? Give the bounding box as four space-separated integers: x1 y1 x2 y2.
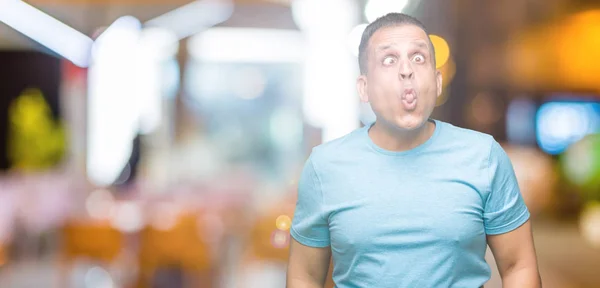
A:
368 24 430 52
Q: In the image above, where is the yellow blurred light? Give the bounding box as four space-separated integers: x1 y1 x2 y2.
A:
505 30 551 91
439 56 455 87
429 35 450 69
435 57 455 107
507 9 600 92
555 10 600 90
580 202 600 248
275 215 292 231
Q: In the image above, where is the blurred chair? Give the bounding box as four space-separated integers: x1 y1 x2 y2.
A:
136 213 214 288
60 220 125 287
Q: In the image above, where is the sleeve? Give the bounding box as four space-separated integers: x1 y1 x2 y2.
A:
483 140 531 235
290 155 331 247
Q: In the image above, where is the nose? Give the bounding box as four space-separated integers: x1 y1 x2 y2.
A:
398 59 414 80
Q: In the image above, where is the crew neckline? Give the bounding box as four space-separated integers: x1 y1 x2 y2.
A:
363 119 442 156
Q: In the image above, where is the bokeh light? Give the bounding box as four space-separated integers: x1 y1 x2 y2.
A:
275 215 291 231
507 10 600 92
469 92 502 126
536 102 600 155
506 98 537 145
435 57 455 107
86 189 116 220
150 203 180 231
110 201 144 233
270 229 290 249
579 202 600 248
439 56 455 87
504 144 557 215
555 10 600 91
561 134 600 194
84 266 114 288
429 35 450 69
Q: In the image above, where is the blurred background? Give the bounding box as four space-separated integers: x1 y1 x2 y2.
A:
0 0 599 287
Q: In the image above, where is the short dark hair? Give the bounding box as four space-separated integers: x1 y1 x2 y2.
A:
358 13 436 75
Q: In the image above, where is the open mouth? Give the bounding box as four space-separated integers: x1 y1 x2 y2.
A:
400 89 417 111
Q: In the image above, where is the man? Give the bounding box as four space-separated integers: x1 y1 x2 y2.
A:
286 13 541 288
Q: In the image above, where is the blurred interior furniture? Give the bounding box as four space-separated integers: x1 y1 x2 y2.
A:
60 220 125 287
136 212 214 288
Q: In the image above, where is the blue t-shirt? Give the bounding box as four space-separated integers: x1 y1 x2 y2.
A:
290 119 530 287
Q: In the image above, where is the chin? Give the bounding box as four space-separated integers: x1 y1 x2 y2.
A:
392 114 427 131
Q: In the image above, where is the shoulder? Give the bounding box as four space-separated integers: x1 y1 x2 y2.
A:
309 126 368 166
437 121 516 183
436 120 496 156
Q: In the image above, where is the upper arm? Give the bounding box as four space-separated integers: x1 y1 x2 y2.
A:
483 140 530 235
484 140 540 280
287 153 332 287
287 238 331 287
487 220 538 276
289 153 330 246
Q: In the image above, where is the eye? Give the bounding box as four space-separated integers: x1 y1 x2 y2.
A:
412 53 425 63
382 56 397 66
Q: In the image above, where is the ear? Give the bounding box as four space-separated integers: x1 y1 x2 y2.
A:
357 75 369 103
435 69 443 98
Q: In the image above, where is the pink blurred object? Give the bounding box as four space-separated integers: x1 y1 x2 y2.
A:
0 182 18 243
12 170 74 234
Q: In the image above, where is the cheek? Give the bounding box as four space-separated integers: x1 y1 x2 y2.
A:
369 83 399 109
369 73 399 94
416 73 437 96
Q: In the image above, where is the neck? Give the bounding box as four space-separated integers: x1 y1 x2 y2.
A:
368 119 435 152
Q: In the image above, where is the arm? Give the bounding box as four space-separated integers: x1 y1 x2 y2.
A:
484 140 541 287
487 220 541 288
288 152 331 287
286 238 331 288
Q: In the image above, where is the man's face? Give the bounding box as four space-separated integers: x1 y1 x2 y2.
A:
357 24 442 131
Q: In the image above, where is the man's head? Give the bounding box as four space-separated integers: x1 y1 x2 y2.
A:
357 13 442 132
